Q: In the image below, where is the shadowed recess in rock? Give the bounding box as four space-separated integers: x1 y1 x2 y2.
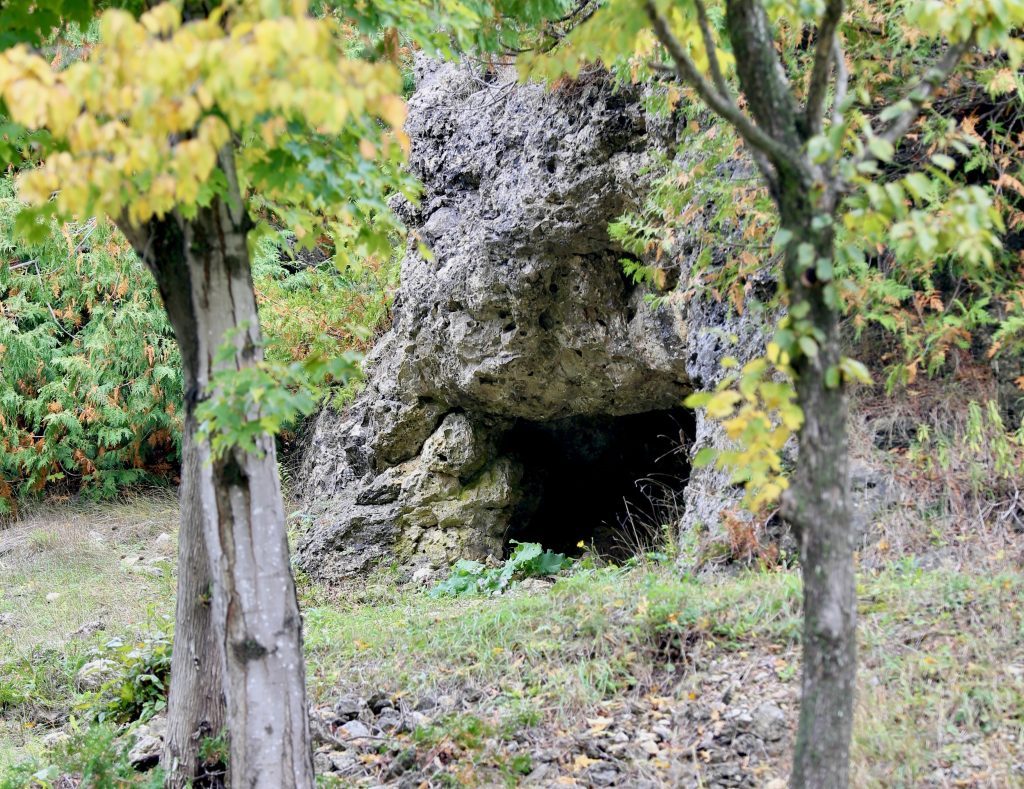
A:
500 408 693 557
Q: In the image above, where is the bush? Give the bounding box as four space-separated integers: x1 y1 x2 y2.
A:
0 179 401 513
89 625 173 725
0 179 182 513
430 541 572 598
0 722 163 789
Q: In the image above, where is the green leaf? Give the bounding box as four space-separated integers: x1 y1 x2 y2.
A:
684 391 712 409
903 172 934 202
868 137 895 163
692 447 717 468
840 357 874 386
798 336 819 358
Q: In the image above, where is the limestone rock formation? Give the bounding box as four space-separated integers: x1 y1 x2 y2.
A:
295 58 753 582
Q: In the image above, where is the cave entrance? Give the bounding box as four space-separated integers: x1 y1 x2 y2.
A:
501 408 693 558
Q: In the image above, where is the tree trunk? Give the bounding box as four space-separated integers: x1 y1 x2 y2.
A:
719 1 859 776
781 220 856 789
120 149 315 789
161 420 226 788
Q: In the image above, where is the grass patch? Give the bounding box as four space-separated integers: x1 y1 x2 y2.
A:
853 567 1024 786
304 561 1024 785
0 493 177 772
1 495 1022 786
303 564 804 717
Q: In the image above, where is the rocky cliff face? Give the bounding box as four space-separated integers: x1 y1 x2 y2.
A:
295 58 758 583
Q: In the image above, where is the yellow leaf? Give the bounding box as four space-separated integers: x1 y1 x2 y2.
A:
987 68 1017 95
706 390 741 418
358 138 377 160
141 3 182 35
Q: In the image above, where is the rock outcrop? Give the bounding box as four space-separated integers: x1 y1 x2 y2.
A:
295 59 756 582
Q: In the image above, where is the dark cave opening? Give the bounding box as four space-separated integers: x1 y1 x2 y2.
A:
500 408 694 558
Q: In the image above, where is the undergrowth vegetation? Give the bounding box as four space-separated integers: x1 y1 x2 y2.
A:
0 182 400 514
0 181 180 512
3 494 1021 785
429 541 572 598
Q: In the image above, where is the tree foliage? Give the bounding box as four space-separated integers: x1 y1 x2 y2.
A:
0 1 409 239
0 200 399 513
517 0 1024 783
543 0 1024 508
0 0 96 52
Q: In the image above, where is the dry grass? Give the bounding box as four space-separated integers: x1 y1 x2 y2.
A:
0 491 177 647
849 380 1024 571
0 491 178 770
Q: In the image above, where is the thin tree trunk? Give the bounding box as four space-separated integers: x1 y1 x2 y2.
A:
781 224 856 788
718 1 859 773
120 148 315 788
789 358 856 788
161 421 226 788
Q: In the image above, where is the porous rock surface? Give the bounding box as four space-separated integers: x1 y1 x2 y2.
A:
295 58 755 582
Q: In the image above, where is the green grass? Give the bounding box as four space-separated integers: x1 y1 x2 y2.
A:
0 494 177 771
303 562 1024 785
853 567 1024 786
302 565 804 714
2 497 1022 786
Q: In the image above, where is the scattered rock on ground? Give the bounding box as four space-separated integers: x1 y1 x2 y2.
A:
375 708 404 732
366 692 393 714
153 533 173 553
68 619 105 639
339 720 372 740
42 731 70 749
75 658 119 692
333 694 364 722
120 555 164 577
314 646 797 786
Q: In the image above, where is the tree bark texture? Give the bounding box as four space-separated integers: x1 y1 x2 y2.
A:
160 419 226 788
781 219 856 789
723 2 858 784
120 149 315 789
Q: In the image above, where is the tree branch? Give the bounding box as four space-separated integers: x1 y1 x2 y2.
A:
831 34 848 127
803 0 844 137
875 34 974 148
644 0 803 177
694 0 731 100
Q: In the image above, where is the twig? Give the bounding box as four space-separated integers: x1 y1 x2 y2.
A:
643 0 803 183
804 0 844 136
694 0 731 101
855 34 975 170
831 34 849 127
